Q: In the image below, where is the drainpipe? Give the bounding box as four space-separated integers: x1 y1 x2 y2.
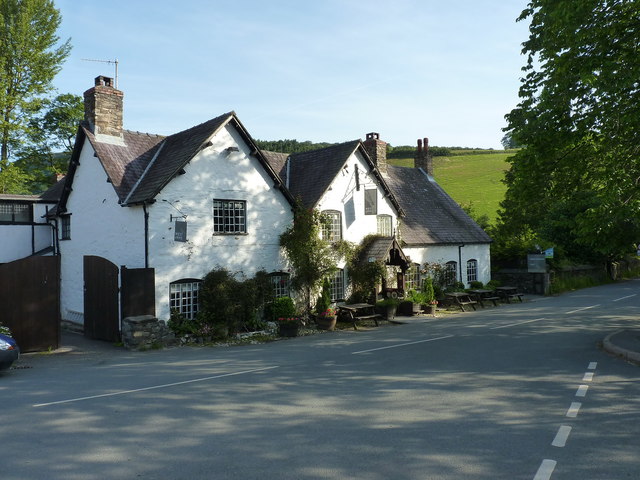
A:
143 203 150 268
458 244 465 284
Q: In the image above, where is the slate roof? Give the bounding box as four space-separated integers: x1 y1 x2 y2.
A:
58 112 293 213
360 236 409 267
383 165 492 246
39 177 66 203
261 150 289 184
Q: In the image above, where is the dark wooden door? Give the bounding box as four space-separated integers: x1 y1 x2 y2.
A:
121 266 155 319
83 255 120 342
0 256 60 352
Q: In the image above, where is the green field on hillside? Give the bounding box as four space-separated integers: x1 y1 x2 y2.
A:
390 151 514 224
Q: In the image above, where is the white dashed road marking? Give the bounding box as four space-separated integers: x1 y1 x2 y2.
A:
575 385 589 397
533 459 557 480
566 402 581 418
552 426 572 447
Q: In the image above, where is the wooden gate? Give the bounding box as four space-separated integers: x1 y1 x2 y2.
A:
0 256 60 352
121 266 155 319
83 255 120 342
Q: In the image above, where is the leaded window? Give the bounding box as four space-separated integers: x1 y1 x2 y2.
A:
444 261 457 286
405 263 420 292
169 279 201 320
329 269 345 302
321 210 342 242
213 199 246 234
270 272 290 298
61 215 71 240
0 202 31 223
377 214 392 237
364 189 377 215
467 259 478 283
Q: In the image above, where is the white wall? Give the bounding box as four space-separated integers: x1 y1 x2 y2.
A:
59 137 145 322
148 123 293 321
316 150 398 249
403 243 492 287
0 202 56 263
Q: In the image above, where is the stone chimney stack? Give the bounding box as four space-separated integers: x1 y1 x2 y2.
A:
83 76 123 138
363 132 388 174
414 137 433 176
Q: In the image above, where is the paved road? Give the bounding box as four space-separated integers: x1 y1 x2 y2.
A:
2 281 639 480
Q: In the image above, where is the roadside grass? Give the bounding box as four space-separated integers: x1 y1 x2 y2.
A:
390 151 514 224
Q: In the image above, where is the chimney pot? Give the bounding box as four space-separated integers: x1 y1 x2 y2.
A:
84 76 123 138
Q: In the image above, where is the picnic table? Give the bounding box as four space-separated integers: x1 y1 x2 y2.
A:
445 292 478 312
337 303 382 330
468 289 501 307
495 286 524 303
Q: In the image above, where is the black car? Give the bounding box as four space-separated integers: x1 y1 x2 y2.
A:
0 332 19 370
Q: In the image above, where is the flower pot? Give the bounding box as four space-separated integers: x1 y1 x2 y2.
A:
278 322 299 337
425 304 437 315
384 305 397 321
316 315 337 331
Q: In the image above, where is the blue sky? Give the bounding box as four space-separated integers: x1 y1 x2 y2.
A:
52 0 531 149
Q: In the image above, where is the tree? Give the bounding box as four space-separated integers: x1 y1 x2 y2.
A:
279 202 342 315
500 0 640 262
0 0 71 168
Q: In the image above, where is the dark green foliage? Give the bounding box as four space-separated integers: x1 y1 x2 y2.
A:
269 297 297 321
501 0 640 262
315 278 332 315
254 139 336 154
469 281 484 289
345 234 386 303
422 277 436 304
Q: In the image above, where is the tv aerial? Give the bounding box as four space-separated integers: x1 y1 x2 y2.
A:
81 58 119 88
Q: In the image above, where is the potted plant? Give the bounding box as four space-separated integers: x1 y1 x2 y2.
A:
376 297 401 321
314 278 337 330
405 289 427 315
422 277 438 315
270 297 301 337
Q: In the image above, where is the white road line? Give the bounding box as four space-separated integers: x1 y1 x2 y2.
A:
575 385 589 397
552 425 572 447
565 305 600 314
566 402 582 418
613 294 636 302
588 362 597 370
351 335 454 354
489 318 545 329
33 366 279 407
583 372 594 382
533 459 557 480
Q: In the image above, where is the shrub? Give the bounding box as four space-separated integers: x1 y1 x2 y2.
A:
469 280 484 289
315 278 332 315
269 296 297 321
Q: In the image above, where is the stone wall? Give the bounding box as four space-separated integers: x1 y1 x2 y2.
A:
121 315 176 350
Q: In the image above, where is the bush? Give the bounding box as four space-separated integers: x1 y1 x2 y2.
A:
469 281 484 289
315 278 332 315
268 296 297 321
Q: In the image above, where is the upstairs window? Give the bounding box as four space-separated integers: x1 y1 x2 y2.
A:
0 202 31 223
364 189 377 215
467 259 478 283
321 210 342 242
377 214 392 237
213 199 246 234
169 279 201 320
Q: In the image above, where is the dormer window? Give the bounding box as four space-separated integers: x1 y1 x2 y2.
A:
321 210 342 242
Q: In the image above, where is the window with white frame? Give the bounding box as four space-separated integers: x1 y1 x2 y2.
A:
444 261 457 286
467 259 478 283
169 279 201 320
329 269 345 302
377 214 392 237
60 215 71 240
270 272 291 298
405 263 420 292
213 199 246 234
0 202 31 223
321 210 342 242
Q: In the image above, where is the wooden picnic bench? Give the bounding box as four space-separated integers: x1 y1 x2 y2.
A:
495 286 524 303
338 303 383 330
445 292 478 312
468 289 501 307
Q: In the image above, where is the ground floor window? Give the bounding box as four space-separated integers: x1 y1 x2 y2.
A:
444 261 457 286
329 269 345 302
405 263 420 292
270 272 290 298
61 215 71 240
466 259 478 283
170 279 201 320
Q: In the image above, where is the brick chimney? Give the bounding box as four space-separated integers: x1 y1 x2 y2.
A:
83 76 123 138
414 137 433 176
363 132 388 174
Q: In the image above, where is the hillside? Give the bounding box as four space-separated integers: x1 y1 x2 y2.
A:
389 150 514 224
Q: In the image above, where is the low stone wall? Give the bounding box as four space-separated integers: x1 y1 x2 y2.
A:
492 270 550 295
121 315 176 350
